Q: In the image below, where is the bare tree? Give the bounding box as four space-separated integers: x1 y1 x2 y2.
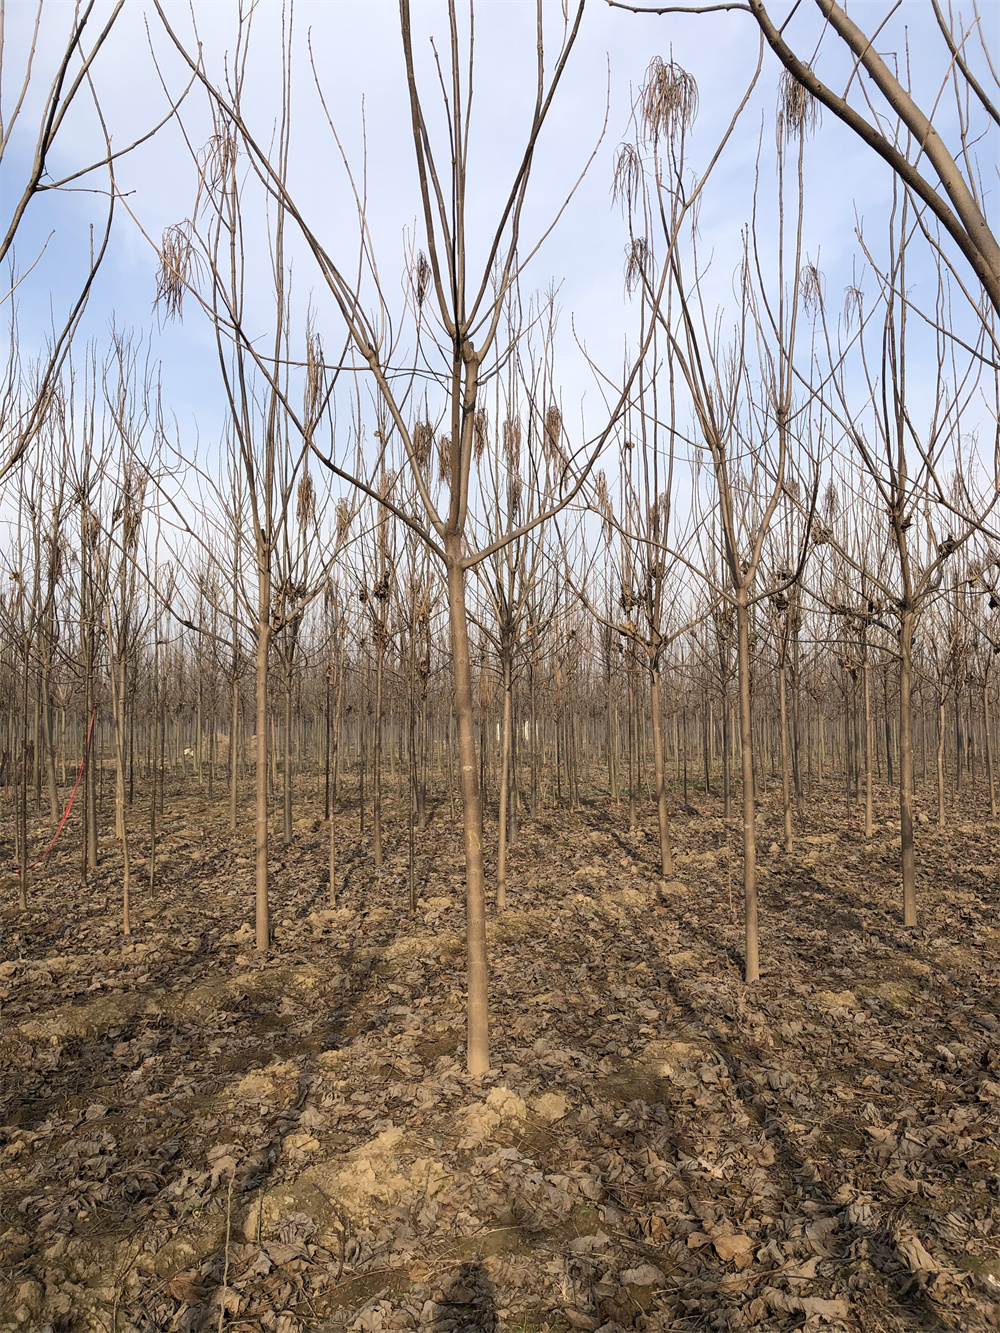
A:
618 57 816 981
609 0 1000 322
0 0 179 481
152 0 642 1075
809 186 998 926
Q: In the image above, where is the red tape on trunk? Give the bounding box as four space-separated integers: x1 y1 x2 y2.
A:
15 709 96 874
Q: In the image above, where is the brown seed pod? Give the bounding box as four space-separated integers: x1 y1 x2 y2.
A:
612 142 642 210
777 69 819 146
801 263 823 316
641 56 698 145
502 417 521 470
305 328 324 425
473 408 489 463
624 237 649 295
156 223 195 321
414 250 432 308
412 420 434 469
544 405 563 462
437 434 452 485
297 470 316 529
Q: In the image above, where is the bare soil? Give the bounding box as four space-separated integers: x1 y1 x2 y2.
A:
1 778 998 1332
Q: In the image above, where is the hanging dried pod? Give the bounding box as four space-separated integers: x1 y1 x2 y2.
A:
544 405 563 462
624 237 649 295
437 433 452 484
473 408 489 463
776 68 819 146
801 263 823 315
414 250 432 308
296 469 316 529
612 142 642 210
502 417 521 471
305 327 324 428
412 420 434 469
641 56 698 146
155 223 195 321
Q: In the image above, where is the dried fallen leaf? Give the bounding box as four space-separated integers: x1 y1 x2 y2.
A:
713 1233 754 1262
896 1233 941 1276
164 1270 207 1305
763 1287 850 1319
620 1263 665 1286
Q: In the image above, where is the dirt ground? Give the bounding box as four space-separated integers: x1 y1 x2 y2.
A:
1 776 998 1333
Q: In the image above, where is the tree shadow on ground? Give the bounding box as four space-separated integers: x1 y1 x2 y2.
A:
653 951 951 1331
436 1261 498 1333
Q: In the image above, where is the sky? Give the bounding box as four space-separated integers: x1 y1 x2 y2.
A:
1 0 996 517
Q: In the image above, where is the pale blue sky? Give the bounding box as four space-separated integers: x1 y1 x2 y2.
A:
2 1 994 483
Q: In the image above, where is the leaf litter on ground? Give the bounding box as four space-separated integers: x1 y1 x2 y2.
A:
1 781 998 1332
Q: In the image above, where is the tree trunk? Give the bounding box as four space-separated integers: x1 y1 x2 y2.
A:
608 678 619 803
790 634 802 810
324 668 331 821
649 666 674 877
984 677 997 820
373 639 384 868
84 660 98 877
329 640 345 906
196 673 203 789
737 594 759 983
626 667 637 832
721 688 732 819
899 611 918 927
417 682 429 830
703 698 712 796
207 690 215 800
283 659 293 845
567 692 580 811
108 634 131 937
863 658 874 838
40 657 59 825
359 708 367 835
255 564 271 953
445 545 489 1077
230 666 239 830
497 656 513 911
936 694 947 827
18 663 29 910
778 660 793 854
446 710 455 823
407 639 418 913
150 602 159 893
954 690 963 797
529 652 538 816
